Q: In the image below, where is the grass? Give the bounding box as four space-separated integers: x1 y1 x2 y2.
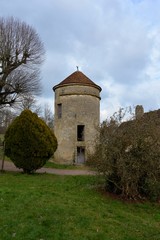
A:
0 173 160 240
44 160 90 170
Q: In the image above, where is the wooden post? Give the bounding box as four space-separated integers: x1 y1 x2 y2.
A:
1 141 5 172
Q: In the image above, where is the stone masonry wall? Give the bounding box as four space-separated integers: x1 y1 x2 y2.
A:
54 84 100 164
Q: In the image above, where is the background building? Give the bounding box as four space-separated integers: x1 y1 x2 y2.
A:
53 69 101 164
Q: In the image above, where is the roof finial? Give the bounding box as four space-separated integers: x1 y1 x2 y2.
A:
76 66 79 71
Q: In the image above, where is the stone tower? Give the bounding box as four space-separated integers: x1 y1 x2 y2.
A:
53 70 101 164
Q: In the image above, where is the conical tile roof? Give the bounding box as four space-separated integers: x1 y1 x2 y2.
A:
53 71 101 91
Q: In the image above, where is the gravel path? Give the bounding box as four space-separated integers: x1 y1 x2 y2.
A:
0 160 95 175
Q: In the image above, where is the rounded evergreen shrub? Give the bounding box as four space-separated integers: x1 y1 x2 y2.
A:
4 109 57 173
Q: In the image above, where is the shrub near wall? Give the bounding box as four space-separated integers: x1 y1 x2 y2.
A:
5 110 57 173
88 111 160 201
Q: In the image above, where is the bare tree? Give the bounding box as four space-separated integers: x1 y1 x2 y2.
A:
42 103 54 128
17 94 42 115
0 17 45 107
0 108 16 133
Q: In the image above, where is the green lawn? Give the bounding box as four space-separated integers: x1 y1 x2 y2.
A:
44 160 90 170
0 173 160 240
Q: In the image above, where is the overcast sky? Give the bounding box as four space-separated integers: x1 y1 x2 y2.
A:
1 0 160 120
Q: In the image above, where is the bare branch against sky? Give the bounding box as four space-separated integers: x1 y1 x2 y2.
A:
0 17 45 107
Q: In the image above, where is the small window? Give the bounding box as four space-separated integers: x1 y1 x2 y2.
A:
77 125 85 141
57 104 62 118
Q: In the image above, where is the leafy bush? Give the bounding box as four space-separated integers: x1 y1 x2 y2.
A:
4 110 57 173
88 108 160 201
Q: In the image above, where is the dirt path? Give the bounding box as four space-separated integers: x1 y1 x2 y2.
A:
0 160 95 176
